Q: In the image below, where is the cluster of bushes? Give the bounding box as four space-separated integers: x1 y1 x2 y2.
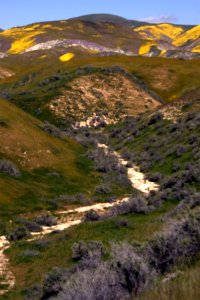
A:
86 147 126 174
108 111 200 173
7 213 57 241
85 146 133 194
32 210 200 300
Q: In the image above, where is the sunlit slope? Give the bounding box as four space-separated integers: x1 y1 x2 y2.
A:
134 23 200 57
135 23 184 40
0 18 141 55
1 55 199 110
0 97 98 205
173 25 200 47
0 25 45 54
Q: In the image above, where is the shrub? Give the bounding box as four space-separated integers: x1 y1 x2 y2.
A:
34 213 57 227
175 144 187 157
33 239 50 250
72 241 104 261
111 243 153 295
147 213 200 274
86 148 126 174
23 284 42 300
84 210 100 222
148 112 163 125
115 220 129 228
19 249 40 258
16 218 42 232
7 226 30 241
95 185 111 194
113 173 132 188
54 262 128 300
40 121 64 139
113 197 147 216
147 172 163 183
0 159 21 177
43 268 68 298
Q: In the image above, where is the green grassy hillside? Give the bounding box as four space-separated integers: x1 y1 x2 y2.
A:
1 55 200 127
0 97 102 233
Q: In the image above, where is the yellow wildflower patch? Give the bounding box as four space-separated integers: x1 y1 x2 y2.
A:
173 25 200 46
160 50 167 57
192 44 200 53
0 27 45 54
135 24 183 40
59 52 75 62
138 41 157 55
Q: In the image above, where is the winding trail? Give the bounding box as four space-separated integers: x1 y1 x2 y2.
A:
98 143 159 194
0 144 159 295
0 237 15 296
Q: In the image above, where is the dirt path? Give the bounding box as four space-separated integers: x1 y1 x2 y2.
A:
31 144 159 237
0 236 15 296
98 143 159 194
0 143 159 295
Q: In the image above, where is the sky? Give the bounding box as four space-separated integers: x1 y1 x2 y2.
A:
0 0 199 29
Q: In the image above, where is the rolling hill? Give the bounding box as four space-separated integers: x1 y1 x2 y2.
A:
0 14 199 60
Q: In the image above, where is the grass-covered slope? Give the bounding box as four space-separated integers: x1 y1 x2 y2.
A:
0 55 200 125
0 97 101 232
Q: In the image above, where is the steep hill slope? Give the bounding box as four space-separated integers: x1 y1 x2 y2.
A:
0 97 103 232
134 23 200 58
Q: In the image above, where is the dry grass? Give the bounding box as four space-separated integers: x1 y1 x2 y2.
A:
138 264 200 300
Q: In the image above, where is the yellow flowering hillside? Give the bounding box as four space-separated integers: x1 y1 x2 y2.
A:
173 25 200 46
0 25 45 54
135 24 184 40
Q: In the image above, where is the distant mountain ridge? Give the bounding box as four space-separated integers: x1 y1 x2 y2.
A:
0 13 199 59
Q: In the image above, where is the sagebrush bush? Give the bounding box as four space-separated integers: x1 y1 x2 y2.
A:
20 249 41 258
23 284 42 300
16 218 42 232
34 213 57 227
7 226 30 241
72 241 104 261
0 159 21 177
147 213 200 273
111 243 153 295
84 210 100 222
113 197 147 216
40 121 64 139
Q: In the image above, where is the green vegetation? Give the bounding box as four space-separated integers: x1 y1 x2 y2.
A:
4 200 176 300
1 55 200 124
0 97 103 233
